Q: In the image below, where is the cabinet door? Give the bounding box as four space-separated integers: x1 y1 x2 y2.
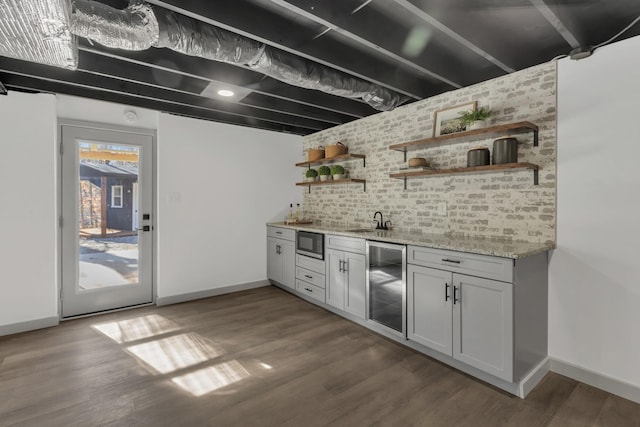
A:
407 265 453 356
267 237 283 283
326 249 345 310
344 252 366 319
452 274 513 382
280 239 296 290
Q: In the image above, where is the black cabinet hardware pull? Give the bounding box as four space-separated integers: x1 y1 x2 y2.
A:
445 283 450 301
339 260 343 272
305 275 313 279
453 286 459 304
275 231 282 234
442 258 461 264
305 288 312 292
343 261 348 272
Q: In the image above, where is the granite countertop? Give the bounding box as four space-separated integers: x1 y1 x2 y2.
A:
267 222 554 259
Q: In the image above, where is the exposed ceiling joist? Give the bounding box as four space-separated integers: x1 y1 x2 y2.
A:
78 43 376 119
144 0 435 99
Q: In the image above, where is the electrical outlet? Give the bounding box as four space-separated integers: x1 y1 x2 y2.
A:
436 202 447 216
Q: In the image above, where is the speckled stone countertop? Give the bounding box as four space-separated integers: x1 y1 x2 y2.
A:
267 222 554 259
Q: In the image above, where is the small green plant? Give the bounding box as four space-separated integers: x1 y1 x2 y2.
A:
318 165 331 175
330 164 345 175
305 168 318 178
459 106 492 125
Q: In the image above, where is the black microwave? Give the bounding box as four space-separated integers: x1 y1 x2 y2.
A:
296 231 324 260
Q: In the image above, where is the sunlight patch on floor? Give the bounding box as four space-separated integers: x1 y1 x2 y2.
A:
92 314 181 343
126 333 223 374
171 360 250 397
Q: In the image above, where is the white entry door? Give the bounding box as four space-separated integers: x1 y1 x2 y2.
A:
61 125 153 318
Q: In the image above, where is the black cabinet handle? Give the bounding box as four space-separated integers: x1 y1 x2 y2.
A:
338 260 343 272
275 231 283 234
343 260 348 273
453 286 459 304
445 283 450 301
442 258 461 264
305 288 312 293
304 274 313 279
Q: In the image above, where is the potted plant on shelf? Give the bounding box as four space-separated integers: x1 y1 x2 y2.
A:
459 106 492 130
318 165 331 181
330 164 346 180
305 168 318 182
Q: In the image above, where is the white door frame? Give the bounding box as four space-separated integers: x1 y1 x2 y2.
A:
58 120 157 319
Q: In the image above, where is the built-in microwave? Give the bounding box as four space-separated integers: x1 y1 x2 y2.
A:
296 231 324 260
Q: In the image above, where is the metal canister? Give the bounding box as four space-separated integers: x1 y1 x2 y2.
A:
492 137 518 164
467 147 490 167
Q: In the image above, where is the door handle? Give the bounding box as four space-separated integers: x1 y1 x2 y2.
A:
137 225 151 232
453 286 459 304
276 245 281 255
304 274 313 279
445 283 450 301
338 260 343 272
343 260 348 272
442 258 461 264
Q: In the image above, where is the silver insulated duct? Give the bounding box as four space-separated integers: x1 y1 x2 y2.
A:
70 0 406 111
0 0 78 69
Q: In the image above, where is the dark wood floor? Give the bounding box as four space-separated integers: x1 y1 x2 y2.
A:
1 286 639 427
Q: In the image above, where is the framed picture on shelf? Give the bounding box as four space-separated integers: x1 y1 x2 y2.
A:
433 101 477 137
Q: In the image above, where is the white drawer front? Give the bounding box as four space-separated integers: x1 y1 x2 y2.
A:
408 246 513 283
267 226 295 241
296 266 326 289
296 280 326 303
326 235 365 254
296 254 325 274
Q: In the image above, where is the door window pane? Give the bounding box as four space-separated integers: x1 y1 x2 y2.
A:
78 142 140 290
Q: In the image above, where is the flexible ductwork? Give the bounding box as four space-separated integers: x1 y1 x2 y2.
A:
0 0 77 69
70 0 406 111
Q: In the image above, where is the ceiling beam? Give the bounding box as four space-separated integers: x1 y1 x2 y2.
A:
79 42 377 119
144 0 442 99
269 0 463 88
392 0 516 73
76 50 355 126
0 58 334 131
528 0 581 49
1 73 316 135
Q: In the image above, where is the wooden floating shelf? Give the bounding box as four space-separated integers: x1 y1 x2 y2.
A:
390 162 540 187
296 153 366 168
296 178 367 192
388 121 539 153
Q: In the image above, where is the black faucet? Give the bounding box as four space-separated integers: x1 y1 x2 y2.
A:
373 211 388 230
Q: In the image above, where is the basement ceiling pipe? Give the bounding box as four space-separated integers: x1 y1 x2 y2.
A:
70 0 408 111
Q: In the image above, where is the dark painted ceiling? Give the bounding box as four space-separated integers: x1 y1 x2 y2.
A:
1 0 639 135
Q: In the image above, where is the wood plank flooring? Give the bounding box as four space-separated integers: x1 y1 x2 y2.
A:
1 286 639 426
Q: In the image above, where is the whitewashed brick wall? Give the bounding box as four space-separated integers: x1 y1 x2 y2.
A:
301 62 556 244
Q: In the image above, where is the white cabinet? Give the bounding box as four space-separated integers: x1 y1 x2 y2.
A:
295 254 326 304
453 273 512 381
407 264 452 355
267 227 295 290
326 236 366 319
407 250 514 382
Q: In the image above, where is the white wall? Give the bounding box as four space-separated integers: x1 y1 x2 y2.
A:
57 94 159 129
551 36 640 391
0 92 58 326
157 114 302 298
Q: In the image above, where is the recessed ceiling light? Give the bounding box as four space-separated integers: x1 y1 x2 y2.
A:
217 89 235 97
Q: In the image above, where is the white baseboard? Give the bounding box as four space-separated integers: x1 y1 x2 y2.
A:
0 316 59 336
520 357 550 398
550 357 640 404
156 280 270 306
